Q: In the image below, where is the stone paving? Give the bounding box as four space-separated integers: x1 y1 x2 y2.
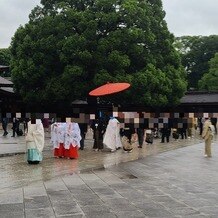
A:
0 128 218 217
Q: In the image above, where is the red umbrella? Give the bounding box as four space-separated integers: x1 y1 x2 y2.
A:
89 82 130 96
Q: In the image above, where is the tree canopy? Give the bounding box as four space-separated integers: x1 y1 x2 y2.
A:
174 35 218 90
10 0 186 108
198 53 218 91
0 48 11 77
0 48 11 66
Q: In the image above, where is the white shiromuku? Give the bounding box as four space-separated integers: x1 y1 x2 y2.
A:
103 117 122 150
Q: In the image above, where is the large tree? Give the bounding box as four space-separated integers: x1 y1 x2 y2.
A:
198 53 218 91
10 0 186 107
174 35 218 90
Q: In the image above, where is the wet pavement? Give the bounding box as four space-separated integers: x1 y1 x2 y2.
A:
0 128 218 217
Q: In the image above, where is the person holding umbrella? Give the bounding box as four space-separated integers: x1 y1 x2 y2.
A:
89 82 131 152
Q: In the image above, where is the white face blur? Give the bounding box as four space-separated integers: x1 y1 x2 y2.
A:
36 119 42 124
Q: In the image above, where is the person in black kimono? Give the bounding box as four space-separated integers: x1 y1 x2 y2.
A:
91 118 106 151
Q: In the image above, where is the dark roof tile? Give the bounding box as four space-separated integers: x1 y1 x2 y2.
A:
180 92 218 104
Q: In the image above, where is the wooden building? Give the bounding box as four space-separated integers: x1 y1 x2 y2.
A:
179 91 218 113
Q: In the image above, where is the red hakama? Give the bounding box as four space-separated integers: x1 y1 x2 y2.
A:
64 144 79 159
54 143 65 157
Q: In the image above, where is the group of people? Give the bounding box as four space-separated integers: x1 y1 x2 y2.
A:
1 115 217 166
29 116 217 162
160 117 216 158
1 118 45 164
90 117 154 153
89 116 217 158
2 117 27 137
90 117 123 152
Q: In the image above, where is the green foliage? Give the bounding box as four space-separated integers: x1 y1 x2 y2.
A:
175 35 218 89
0 48 11 65
0 48 11 77
10 0 186 107
198 53 218 91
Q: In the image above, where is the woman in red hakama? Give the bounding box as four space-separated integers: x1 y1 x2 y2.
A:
54 142 65 157
63 122 81 159
51 123 66 158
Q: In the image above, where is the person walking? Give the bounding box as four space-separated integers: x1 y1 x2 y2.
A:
199 117 205 135
103 117 122 152
178 126 187 139
64 122 81 159
161 123 171 143
177 117 187 140
202 118 214 158
11 117 19 137
26 119 45 164
2 117 8 136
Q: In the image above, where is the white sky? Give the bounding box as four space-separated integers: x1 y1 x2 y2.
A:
162 0 218 37
0 0 218 48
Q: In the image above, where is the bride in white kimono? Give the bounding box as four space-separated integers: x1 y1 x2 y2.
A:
103 117 122 152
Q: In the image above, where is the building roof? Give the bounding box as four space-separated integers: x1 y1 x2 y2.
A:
72 99 88 104
180 91 218 104
0 65 9 71
0 76 14 97
0 76 13 86
0 87 14 93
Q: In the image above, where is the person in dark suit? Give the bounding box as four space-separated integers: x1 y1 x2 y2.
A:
137 127 145 148
136 112 146 148
91 118 106 151
179 118 188 139
178 126 187 139
11 117 19 137
78 123 88 150
161 123 171 143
